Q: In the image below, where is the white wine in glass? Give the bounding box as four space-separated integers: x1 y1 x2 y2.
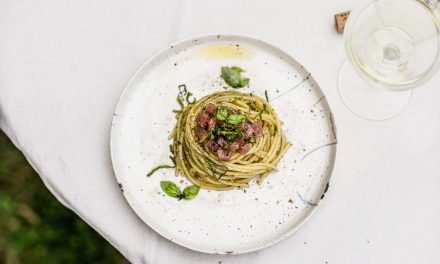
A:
338 0 440 120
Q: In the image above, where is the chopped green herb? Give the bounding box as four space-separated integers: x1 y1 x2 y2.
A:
217 165 228 179
264 105 269 113
247 137 256 144
202 131 216 141
237 129 244 138
217 129 242 141
226 134 235 141
256 104 269 120
177 96 184 110
264 90 269 102
227 114 244 125
147 165 175 177
172 109 181 113
216 108 228 121
204 155 229 180
175 84 196 110
186 92 196 104
169 155 176 165
178 84 187 95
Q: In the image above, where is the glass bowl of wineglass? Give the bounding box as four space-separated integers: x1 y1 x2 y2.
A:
338 0 440 120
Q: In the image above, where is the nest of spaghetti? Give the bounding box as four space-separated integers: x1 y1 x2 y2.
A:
169 90 291 191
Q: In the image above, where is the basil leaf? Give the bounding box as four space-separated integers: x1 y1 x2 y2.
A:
238 78 250 88
182 185 200 200
216 108 228 121
160 181 181 198
227 114 244 125
221 67 241 88
231 66 244 73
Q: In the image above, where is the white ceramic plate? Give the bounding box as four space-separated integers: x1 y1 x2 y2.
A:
110 34 337 254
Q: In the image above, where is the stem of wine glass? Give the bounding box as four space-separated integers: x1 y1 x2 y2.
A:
367 26 414 75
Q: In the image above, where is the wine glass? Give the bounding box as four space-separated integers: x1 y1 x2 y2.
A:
338 0 440 120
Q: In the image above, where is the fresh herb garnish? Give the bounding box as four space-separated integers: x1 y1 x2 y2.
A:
176 96 184 110
174 84 196 113
221 67 241 87
208 109 246 142
148 143 177 176
147 165 175 177
182 185 200 200
216 165 228 179
225 134 236 141
247 137 256 144
231 66 244 73
169 155 176 165
239 78 250 87
264 90 269 102
256 104 269 120
205 159 229 180
216 108 228 121
186 92 196 104
217 129 243 138
200 151 229 180
221 66 250 88
217 130 240 141
160 181 181 198
226 114 244 125
178 84 187 95
160 181 200 200
237 129 244 138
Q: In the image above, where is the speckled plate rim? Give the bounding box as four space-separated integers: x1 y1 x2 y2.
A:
110 33 338 255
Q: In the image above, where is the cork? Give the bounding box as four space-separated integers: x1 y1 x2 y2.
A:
334 11 350 34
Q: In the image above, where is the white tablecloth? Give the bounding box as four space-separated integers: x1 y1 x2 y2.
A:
1 0 440 263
